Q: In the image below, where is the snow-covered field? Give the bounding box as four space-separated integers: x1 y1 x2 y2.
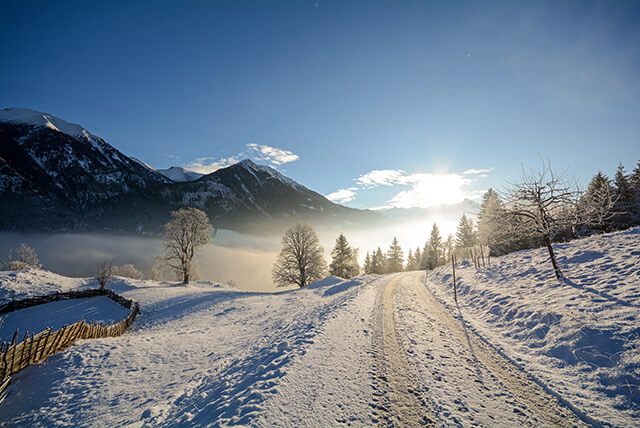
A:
0 272 382 426
426 227 640 426
0 228 637 426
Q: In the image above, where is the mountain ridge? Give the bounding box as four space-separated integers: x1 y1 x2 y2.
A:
0 108 381 234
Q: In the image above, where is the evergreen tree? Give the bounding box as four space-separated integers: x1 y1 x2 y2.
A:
425 223 443 269
329 233 359 279
581 171 614 232
455 214 477 249
371 247 386 274
363 251 373 274
420 241 431 270
476 189 509 255
613 164 633 228
386 237 404 273
444 234 454 263
405 249 416 270
414 247 422 270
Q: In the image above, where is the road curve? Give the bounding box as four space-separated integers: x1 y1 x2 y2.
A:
372 271 587 427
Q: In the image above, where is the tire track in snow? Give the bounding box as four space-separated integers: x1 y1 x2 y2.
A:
372 273 436 426
410 272 589 427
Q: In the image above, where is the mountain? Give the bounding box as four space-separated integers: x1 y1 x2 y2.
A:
156 166 203 182
0 108 381 234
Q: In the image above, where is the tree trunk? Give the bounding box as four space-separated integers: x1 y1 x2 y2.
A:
544 235 563 280
183 271 190 284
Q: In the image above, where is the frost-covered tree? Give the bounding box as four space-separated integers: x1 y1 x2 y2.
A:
612 164 634 228
273 223 327 287
386 237 404 273
425 223 443 269
414 247 422 270
476 189 510 255
371 247 386 274
2 243 42 271
455 214 477 249
329 233 359 279
443 234 454 264
580 171 615 233
161 207 214 284
96 259 113 291
405 249 417 271
363 251 373 274
504 161 613 280
113 264 144 280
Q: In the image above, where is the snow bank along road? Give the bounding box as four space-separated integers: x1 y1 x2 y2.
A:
6 227 638 428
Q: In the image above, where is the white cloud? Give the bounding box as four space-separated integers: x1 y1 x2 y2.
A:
182 142 299 175
184 156 241 174
355 167 493 209
356 169 406 188
326 187 358 204
247 143 299 165
462 168 493 175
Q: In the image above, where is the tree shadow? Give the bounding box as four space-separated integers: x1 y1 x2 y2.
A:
563 278 640 310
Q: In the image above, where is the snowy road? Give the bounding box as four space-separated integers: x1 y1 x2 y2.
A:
378 271 587 427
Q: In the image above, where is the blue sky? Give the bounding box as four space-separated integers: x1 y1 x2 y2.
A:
1 0 639 210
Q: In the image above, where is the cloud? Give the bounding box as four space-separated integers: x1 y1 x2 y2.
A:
356 167 493 209
355 169 406 188
247 143 299 165
326 187 358 204
462 168 493 175
182 143 299 174
184 156 241 174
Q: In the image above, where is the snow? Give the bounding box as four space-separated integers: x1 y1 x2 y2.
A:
0 296 130 342
0 108 104 149
425 227 640 426
130 157 156 172
0 271 383 426
157 166 203 182
0 229 637 425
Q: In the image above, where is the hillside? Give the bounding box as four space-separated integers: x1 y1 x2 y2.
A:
0 108 381 234
426 227 640 426
1 229 637 425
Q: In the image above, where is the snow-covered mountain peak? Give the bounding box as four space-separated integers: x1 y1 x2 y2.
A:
157 166 203 182
0 107 103 147
234 158 301 190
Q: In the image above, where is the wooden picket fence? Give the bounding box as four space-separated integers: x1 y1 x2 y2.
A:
0 288 140 403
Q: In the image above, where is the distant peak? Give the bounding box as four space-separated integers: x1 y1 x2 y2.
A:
237 159 258 168
0 107 102 146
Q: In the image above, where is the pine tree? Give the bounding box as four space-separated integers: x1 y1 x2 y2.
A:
426 223 443 269
363 251 373 274
455 214 477 249
476 189 509 255
414 247 422 270
329 233 359 279
420 241 431 270
405 249 414 270
371 247 386 274
444 234 454 263
386 237 404 273
613 164 633 229
581 171 614 232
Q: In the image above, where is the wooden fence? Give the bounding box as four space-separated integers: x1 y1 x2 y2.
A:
0 288 140 403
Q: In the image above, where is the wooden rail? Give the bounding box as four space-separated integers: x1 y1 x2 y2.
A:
0 288 140 401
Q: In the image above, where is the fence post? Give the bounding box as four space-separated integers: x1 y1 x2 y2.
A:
451 253 457 303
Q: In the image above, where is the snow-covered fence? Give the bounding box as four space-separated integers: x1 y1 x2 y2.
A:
0 289 140 391
453 244 491 269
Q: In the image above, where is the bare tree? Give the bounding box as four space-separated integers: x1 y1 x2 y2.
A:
503 160 613 280
161 207 213 284
273 223 327 287
96 259 113 290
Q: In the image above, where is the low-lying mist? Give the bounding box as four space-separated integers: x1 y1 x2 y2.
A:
0 214 460 292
